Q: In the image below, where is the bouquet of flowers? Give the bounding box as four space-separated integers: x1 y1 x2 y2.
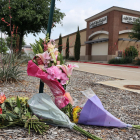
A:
27 36 102 139
27 35 78 118
0 92 49 135
71 88 140 130
28 93 102 140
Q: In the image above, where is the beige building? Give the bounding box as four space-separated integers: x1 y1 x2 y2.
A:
55 29 86 60
55 6 140 61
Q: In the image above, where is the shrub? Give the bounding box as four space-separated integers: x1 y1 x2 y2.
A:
123 46 139 59
136 58 140 65
0 38 8 54
108 57 133 64
63 56 75 61
68 57 75 60
19 53 33 64
0 53 27 83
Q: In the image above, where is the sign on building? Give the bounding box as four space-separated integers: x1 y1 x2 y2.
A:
122 15 139 24
89 16 107 29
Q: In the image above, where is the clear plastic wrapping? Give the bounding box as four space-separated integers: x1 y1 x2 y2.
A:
28 93 75 129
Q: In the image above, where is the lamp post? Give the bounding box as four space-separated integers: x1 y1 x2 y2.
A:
0 28 2 54
39 0 56 93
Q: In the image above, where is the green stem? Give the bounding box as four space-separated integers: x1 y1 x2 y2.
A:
38 124 46 130
0 120 20 129
37 124 46 134
33 124 37 133
73 125 102 140
31 119 32 128
28 124 30 135
35 124 42 135
39 123 49 129
133 125 140 129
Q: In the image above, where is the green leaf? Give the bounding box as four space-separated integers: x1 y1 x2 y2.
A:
8 115 13 121
14 107 20 114
0 114 7 120
1 103 5 110
16 96 21 109
25 111 31 118
6 111 18 119
38 44 43 53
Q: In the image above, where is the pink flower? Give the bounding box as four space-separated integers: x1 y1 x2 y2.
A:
54 48 59 59
60 73 69 85
43 42 48 51
47 42 55 50
46 66 69 85
36 57 44 65
57 64 79 77
36 52 50 64
46 66 61 80
42 52 51 62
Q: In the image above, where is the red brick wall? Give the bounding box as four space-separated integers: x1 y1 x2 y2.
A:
86 10 140 56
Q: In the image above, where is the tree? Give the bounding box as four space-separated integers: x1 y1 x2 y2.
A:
6 35 26 49
129 18 140 40
58 34 62 53
66 36 69 59
74 27 81 60
0 38 8 54
123 46 138 59
0 0 65 54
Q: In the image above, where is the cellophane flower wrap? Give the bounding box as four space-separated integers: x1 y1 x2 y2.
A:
27 35 78 109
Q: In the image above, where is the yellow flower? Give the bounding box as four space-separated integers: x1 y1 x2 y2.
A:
19 97 29 104
72 106 82 123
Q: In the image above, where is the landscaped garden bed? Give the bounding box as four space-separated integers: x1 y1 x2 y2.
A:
0 66 140 140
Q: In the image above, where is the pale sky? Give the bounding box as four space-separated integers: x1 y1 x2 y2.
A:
1 0 140 45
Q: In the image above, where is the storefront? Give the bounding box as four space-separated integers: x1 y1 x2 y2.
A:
55 6 140 61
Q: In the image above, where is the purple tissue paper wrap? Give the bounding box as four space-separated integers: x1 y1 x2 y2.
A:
78 95 132 128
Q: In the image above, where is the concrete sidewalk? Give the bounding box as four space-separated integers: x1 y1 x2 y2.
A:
70 62 140 93
97 80 140 93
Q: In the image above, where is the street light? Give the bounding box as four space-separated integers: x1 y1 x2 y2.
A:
39 0 56 93
0 28 2 54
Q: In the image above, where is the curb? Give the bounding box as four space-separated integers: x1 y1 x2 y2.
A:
70 61 140 69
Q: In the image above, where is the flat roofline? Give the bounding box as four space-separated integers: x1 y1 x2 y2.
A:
55 28 86 41
85 6 140 22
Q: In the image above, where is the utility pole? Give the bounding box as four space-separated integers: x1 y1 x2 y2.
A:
39 0 56 93
0 28 2 55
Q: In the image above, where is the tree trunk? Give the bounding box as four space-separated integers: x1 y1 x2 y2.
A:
18 33 24 56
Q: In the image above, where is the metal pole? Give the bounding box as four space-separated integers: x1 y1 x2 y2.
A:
1 31 2 53
39 0 56 93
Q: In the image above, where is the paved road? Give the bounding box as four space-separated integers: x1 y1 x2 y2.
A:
70 62 140 81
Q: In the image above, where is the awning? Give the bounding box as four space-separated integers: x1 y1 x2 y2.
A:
118 38 140 42
85 38 109 44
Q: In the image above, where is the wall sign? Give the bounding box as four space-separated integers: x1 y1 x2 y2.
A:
122 15 139 24
89 16 107 29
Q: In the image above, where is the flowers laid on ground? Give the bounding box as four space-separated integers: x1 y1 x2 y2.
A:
27 35 78 111
0 93 49 135
28 93 102 140
0 92 102 139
